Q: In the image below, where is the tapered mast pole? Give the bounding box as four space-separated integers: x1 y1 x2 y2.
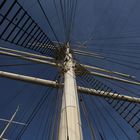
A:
58 43 83 140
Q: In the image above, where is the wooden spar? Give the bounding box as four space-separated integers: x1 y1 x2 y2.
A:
0 70 140 103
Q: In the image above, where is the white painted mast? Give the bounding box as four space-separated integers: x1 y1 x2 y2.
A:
58 43 83 140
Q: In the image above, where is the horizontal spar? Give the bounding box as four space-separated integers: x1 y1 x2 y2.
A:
82 64 135 79
0 46 54 61
73 49 102 56
0 70 140 103
89 71 140 86
74 51 104 59
73 49 105 59
0 118 26 126
78 86 140 104
0 70 60 88
0 50 56 67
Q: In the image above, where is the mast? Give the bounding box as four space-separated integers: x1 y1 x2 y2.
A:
58 43 83 140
